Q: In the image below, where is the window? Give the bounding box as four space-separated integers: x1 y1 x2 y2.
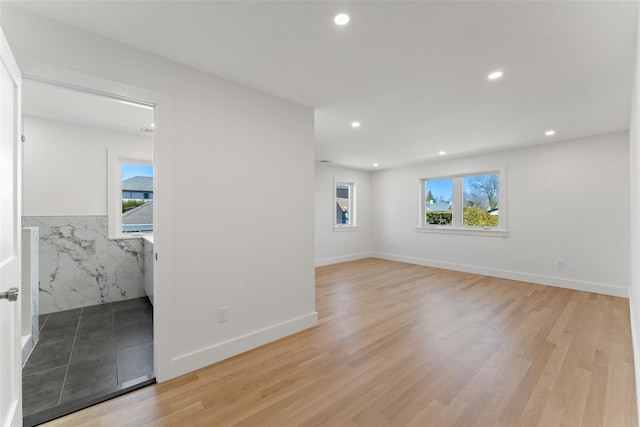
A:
108 151 153 239
419 170 506 236
463 174 499 227
121 162 154 233
335 181 356 229
425 178 453 225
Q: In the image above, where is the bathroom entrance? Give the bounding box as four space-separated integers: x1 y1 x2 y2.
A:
20 78 157 426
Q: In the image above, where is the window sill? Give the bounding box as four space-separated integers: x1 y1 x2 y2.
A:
333 226 359 232
108 232 153 241
415 226 507 237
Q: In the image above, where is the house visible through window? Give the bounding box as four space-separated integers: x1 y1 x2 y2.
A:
425 178 453 225
121 162 154 233
335 181 355 227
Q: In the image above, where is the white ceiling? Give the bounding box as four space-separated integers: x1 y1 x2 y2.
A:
23 79 154 137
12 1 638 170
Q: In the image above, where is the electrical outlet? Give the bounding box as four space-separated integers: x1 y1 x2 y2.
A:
218 306 228 323
556 259 565 269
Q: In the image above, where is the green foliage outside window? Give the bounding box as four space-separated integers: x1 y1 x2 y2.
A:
122 200 148 213
463 207 498 227
426 211 453 225
425 207 498 227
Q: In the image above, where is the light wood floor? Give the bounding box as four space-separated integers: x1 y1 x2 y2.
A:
44 258 637 426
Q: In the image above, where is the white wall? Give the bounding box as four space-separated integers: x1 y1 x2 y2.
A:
372 132 630 297
1 6 317 381
628 1 640 417
315 164 371 266
23 117 152 216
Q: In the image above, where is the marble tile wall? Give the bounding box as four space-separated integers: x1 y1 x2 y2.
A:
22 216 146 314
21 227 39 364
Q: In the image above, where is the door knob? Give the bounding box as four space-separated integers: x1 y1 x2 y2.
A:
0 287 18 302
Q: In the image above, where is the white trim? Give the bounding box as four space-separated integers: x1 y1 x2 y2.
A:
167 312 318 380
333 225 359 232
372 252 629 298
334 178 356 227
107 153 153 240
629 296 640 425
18 62 175 382
315 252 373 267
420 166 506 231
415 226 507 237
1 26 23 426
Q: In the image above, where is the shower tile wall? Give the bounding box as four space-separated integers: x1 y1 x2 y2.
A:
22 227 40 364
22 216 146 314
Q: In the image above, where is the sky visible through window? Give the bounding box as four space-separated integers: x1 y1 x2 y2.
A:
122 163 153 180
426 179 452 202
426 178 493 202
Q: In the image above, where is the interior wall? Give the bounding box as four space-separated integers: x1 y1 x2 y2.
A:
315 163 372 266
2 6 317 381
628 1 640 416
371 132 630 297
23 117 152 216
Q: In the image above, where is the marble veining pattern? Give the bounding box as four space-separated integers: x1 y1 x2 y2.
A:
22 216 145 314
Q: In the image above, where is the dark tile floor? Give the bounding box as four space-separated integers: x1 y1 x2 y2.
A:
22 297 154 418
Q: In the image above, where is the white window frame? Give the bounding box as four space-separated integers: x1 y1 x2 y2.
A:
334 179 358 231
416 167 507 237
107 150 153 239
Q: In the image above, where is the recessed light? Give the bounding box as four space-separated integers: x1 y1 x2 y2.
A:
373 163 379 167
439 151 446 156
351 121 361 128
150 123 155 128
545 130 556 136
487 71 503 80
334 13 350 26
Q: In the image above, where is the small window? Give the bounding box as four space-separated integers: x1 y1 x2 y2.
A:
108 151 153 239
121 162 154 234
335 181 355 227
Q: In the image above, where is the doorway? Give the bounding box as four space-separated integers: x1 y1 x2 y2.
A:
20 78 157 425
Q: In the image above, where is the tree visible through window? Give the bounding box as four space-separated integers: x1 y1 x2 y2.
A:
463 174 499 227
425 178 453 225
422 172 501 229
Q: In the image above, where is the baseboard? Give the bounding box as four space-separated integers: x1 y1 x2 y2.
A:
629 297 640 425
315 252 373 267
167 312 318 379
372 252 628 298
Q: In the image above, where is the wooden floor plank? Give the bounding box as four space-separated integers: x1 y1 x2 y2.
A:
43 258 638 426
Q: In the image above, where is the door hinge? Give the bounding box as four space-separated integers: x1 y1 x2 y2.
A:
21 135 25 142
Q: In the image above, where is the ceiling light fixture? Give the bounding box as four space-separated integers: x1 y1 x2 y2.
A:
487 71 504 80
351 121 361 128
373 163 379 167
439 151 446 156
334 13 350 26
545 130 556 136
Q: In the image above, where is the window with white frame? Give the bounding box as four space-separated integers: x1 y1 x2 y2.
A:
419 170 505 235
108 152 153 239
120 162 154 233
335 181 356 228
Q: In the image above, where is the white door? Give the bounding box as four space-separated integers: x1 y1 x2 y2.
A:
0 28 22 427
